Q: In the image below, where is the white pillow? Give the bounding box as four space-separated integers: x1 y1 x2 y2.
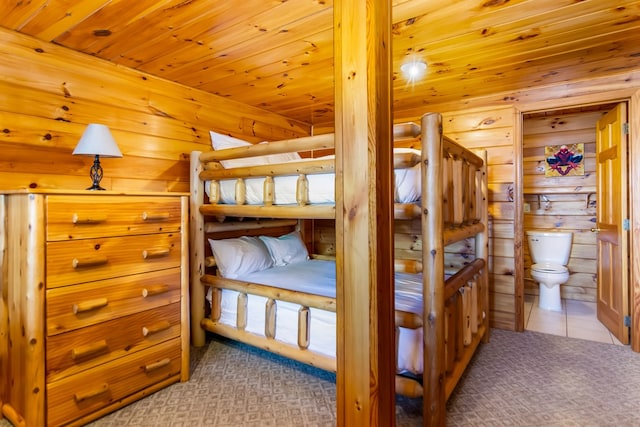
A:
258 141 302 164
209 131 301 168
259 231 309 266
208 236 273 279
209 131 260 168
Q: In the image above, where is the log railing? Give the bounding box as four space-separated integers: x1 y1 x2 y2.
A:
200 273 337 372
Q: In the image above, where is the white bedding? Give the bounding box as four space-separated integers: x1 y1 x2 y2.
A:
212 259 424 375
206 151 422 205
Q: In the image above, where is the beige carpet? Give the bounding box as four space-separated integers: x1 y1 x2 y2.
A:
445 328 640 426
2 329 640 426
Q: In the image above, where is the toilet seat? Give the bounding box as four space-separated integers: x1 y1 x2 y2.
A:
531 263 567 274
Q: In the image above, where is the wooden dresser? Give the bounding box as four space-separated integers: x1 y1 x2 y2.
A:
0 190 189 427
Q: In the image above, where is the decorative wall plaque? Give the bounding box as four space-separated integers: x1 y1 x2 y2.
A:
545 143 584 177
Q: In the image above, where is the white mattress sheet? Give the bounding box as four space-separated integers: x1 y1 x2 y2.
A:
214 259 424 375
206 152 422 205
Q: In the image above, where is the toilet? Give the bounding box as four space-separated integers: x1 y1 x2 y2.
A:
526 230 573 312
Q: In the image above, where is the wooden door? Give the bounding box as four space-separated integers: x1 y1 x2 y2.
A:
595 102 629 344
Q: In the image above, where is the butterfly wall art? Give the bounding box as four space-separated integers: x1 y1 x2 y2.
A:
545 143 584 177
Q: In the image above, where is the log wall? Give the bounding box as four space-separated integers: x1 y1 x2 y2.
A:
0 28 310 193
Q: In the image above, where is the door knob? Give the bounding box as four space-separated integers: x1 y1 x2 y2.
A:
591 228 600 233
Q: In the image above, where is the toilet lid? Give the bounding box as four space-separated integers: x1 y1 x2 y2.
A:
531 263 568 273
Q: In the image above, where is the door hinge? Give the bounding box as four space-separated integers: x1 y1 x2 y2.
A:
623 122 629 135
623 218 630 231
624 315 631 327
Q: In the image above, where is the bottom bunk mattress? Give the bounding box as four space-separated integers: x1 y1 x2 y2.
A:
208 259 425 375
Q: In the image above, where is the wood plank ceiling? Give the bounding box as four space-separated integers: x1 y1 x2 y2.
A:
2 0 640 129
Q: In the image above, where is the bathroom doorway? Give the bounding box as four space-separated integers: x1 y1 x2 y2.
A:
520 101 629 345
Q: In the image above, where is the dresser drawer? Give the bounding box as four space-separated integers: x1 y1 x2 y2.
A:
46 303 181 382
46 338 182 427
46 195 182 241
46 233 181 288
47 268 181 335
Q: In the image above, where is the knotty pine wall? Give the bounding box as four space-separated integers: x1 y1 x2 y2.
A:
0 28 309 193
522 108 607 302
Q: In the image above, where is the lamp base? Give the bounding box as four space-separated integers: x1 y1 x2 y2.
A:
86 154 106 191
86 184 106 191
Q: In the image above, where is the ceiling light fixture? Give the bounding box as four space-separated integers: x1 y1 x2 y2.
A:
400 60 427 84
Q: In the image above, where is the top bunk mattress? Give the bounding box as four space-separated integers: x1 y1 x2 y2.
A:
205 131 422 205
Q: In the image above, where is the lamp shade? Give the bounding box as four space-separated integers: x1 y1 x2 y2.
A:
73 124 123 157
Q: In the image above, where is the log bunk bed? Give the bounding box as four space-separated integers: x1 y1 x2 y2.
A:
189 112 489 409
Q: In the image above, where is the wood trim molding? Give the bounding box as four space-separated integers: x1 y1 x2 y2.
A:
630 90 640 353
513 108 525 332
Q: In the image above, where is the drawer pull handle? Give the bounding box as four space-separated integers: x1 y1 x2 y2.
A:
72 213 107 224
144 358 171 373
2 403 24 427
73 297 108 314
142 212 170 221
74 383 109 403
142 248 170 259
71 339 109 360
72 256 108 269
142 284 170 297
142 320 172 337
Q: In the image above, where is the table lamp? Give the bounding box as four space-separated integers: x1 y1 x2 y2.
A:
73 124 123 190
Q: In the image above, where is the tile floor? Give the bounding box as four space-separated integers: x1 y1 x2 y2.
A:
524 294 624 345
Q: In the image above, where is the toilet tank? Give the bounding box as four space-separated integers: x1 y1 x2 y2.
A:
526 230 573 266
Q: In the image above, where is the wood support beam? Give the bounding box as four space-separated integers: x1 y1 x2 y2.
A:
334 0 395 425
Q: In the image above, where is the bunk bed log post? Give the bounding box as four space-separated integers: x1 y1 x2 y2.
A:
209 180 221 204
265 298 276 339
235 178 246 205
296 174 309 206
453 294 463 362
298 307 310 349
452 159 464 226
475 149 490 342
467 163 476 224
444 302 454 374
444 157 453 226
190 151 207 347
470 279 479 333
211 288 221 321
462 286 472 345
421 112 447 425
263 176 274 206
237 293 248 330
462 161 471 223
